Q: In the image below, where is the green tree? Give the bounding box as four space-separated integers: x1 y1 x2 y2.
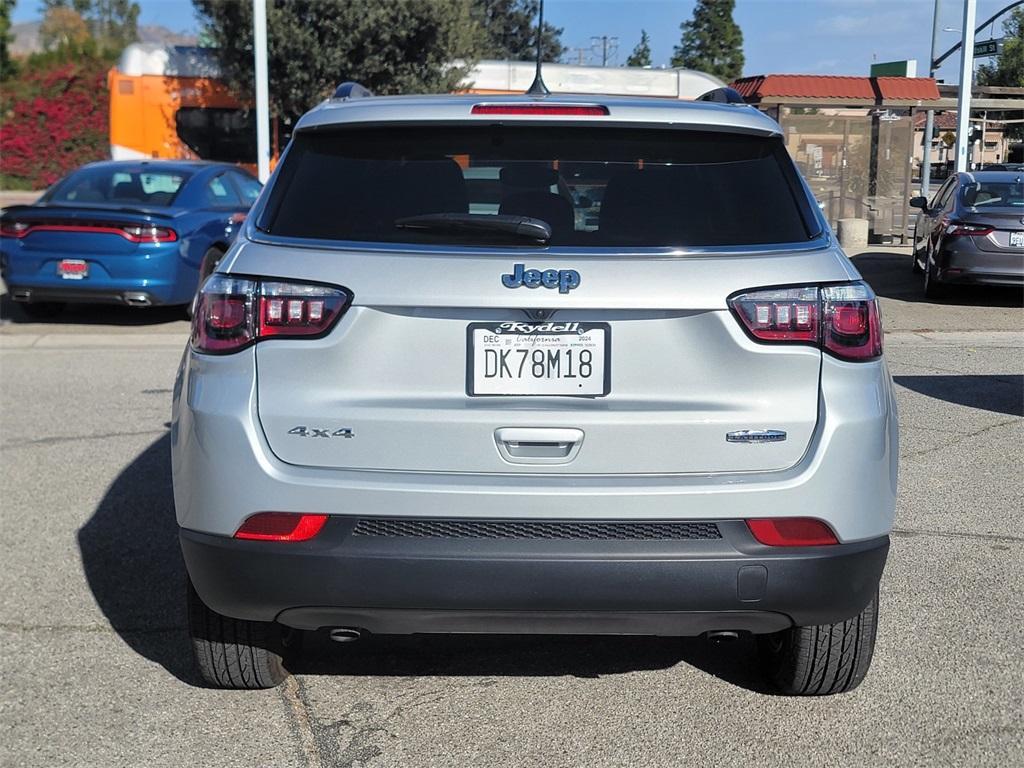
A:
195 0 484 123
625 29 651 67
977 9 1024 140
670 0 744 81
39 5 91 51
0 0 16 79
91 0 139 50
474 0 563 61
39 0 139 51
977 8 1023 88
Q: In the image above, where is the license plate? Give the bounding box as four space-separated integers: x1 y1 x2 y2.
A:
1010 231 1024 248
468 321 610 396
57 259 88 279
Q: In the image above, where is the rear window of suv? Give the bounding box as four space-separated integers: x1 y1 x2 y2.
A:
259 126 819 248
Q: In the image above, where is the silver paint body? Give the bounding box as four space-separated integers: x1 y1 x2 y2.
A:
171 94 899 543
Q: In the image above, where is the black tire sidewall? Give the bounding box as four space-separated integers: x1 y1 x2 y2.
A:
199 247 226 286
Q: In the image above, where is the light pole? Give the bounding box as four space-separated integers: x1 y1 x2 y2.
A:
953 0 977 173
253 0 271 184
921 0 942 198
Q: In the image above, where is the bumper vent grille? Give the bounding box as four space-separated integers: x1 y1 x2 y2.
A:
352 518 721 541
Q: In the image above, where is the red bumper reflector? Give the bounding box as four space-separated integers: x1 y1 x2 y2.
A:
234 513 328 542
747 518 839 547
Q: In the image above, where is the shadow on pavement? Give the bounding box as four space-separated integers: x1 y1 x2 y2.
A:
77 433 198 685
289 631 773 692
79 433 775 693
0 289 188 326
851 251 1024 307
893 374 1024 417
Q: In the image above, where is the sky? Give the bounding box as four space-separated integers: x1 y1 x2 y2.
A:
10 0 1018 83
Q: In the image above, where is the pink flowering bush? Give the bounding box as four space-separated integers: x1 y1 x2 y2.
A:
1 56 110 189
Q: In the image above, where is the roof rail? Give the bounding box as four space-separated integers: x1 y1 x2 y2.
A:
332 82 374 100
697 86 746 104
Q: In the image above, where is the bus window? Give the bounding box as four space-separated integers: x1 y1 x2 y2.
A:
175 107 257 164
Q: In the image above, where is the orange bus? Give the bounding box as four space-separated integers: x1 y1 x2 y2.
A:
108 43 278 164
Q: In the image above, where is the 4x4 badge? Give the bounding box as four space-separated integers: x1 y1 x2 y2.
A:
502 263 580 294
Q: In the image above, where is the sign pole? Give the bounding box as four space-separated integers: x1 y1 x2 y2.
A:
253 0 271 183
954 0 977 173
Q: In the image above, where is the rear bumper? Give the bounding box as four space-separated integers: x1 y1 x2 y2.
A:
180 520 889 635
939 244 1024 286
0 244 196 305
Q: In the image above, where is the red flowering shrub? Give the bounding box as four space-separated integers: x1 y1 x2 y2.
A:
0 55 111 189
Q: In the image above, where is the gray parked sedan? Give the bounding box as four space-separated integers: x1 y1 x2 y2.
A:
174 89 898 695
910 171 1024 298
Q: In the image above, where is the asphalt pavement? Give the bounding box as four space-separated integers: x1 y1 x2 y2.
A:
1 248 1022 767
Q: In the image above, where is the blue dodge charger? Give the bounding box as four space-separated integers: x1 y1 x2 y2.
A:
0 160 261 317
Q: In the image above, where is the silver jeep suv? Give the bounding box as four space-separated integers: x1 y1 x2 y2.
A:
173 90 898 694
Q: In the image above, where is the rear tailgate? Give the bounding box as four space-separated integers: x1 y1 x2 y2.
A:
245 243 848 475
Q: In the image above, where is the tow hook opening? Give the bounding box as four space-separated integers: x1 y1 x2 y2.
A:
706 630 741 644
328 627 363 643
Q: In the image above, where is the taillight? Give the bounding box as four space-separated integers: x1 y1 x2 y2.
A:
945 222 993 237
747 518 839 546
728 281 882 362
121 224 178 243
234 512 329 542
191 275 350 354
0 222 177 242
0 221 29 237
820 283 882 360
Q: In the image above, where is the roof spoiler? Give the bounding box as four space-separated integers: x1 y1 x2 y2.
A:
697 87 746 104
332 82 373 100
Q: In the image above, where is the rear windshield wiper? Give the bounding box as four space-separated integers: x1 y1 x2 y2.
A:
394 213 551 243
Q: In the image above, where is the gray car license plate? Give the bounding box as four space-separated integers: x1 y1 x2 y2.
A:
468 321 610 396
1010 231 1024 248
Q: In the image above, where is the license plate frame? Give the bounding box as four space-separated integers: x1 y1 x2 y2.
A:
57 259 89 280
1009 231 1024 248
467 321 611 397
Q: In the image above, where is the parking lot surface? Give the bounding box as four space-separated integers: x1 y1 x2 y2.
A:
1 248 1022 767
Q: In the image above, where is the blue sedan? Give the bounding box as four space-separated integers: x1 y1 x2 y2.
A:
0 160 262 317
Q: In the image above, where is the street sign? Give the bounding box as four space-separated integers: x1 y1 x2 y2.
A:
973 38 1004 57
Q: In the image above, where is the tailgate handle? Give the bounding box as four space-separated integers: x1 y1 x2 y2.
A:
494 428 584 465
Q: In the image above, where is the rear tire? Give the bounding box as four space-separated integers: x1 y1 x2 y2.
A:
187 579 290 689
757 590 878 696
19 301 66 319
924 250 951 299
911 231 924 274
199 246 226 285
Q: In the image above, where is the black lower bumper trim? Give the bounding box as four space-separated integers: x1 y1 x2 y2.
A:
9 286 162 306
276 608 792 635
180 518 889 636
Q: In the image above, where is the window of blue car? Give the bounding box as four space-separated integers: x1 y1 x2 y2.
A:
48 167 190 207
228 171 262 204
203 174 242 207
961 180 1024 209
